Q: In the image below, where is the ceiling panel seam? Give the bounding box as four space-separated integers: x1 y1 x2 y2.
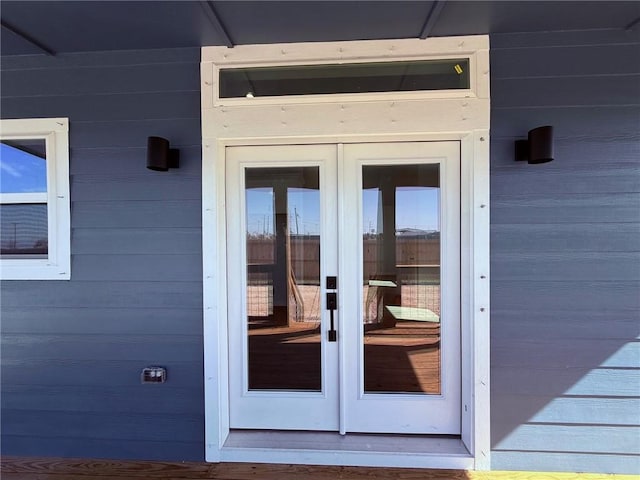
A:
625 16 640 31
200 1 234 48
420 0 447 39
0 20 55 56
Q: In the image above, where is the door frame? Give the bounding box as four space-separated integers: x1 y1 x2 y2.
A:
201 36 490 469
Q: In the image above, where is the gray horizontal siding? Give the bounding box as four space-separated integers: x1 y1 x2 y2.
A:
492 281 639 312
492 106 640 139
489 28 640 49
1 62 200 97
492 339 640 368
493 395 640 425
490 192 640 224
0 47 202 70
71 255 203 282
497 425 640 455
2 384 203 415
72 175 202 201
2 334 203 362
490 29 640 475
72 228 202 255
0 281 202 308
2 410 203 443
1 307 202 335
0 47 204 461
491 223 640 253
68 119 201 149
492 368 640 397
491 311 640 340
2 360 203 388
490 452 640 476
492 252 640 281
491 143 640 193
1 91 201 121
70 146 202 175
491 43 640 77
2 436 202 462
493 75 640 107
73 200 202 228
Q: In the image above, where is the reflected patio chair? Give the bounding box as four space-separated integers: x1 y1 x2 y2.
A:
365 274 399 325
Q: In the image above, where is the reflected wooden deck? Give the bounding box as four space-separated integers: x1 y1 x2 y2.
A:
248 320 440 394
364 320 440 393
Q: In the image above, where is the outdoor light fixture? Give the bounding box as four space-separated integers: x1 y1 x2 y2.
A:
147 136 180 171
515 126 554 164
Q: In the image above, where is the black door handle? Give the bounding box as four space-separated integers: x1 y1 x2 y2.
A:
327 292 337 310
326 278 337 342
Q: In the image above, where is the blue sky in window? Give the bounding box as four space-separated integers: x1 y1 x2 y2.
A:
363 187 439 234
246 188 275 235
0 143 47 193
246 186 439 236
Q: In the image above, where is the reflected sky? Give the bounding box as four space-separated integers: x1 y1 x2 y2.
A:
0 142 47 194
246 186 439 236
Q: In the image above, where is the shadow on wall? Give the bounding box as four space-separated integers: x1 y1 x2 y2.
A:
488 135 640 469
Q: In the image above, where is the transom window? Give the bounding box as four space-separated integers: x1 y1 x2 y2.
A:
219 58 470 98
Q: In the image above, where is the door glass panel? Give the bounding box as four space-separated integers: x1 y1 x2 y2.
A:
362 164 441 394
245 167 322 391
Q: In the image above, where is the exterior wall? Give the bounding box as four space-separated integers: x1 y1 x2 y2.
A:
0 48 205 461
489 29 640 474
1 29 639 474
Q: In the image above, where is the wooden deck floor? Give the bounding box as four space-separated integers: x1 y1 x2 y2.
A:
1 457 634 480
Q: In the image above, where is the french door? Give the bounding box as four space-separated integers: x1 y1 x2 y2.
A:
226 142 460 435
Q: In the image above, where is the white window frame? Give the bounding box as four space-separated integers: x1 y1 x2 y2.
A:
214 55 475 106
201 36 490 470
0 117 70 280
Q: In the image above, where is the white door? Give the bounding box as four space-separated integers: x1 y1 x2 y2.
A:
226 142 460 434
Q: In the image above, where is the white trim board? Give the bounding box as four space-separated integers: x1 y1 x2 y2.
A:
0 117 70 280
201 35 490 470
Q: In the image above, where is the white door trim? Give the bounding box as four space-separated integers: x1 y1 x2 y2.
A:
201 35 490 470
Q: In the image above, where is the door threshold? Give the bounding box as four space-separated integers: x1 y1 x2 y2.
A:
221 430 473 469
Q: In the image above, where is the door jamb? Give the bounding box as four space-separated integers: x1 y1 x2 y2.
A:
202 131 489 468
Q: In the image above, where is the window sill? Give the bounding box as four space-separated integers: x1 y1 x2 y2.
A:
1 259 70 280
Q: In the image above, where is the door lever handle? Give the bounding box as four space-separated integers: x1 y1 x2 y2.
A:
326 292 337 310
326 292 337 342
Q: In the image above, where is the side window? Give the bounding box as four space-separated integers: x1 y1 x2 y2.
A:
0 118 70 279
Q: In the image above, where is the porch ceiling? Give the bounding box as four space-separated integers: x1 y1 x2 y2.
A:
1 1 639 56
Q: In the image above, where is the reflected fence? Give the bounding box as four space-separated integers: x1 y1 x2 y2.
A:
246 235 441 323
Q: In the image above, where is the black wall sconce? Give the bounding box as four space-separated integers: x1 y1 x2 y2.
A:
147 136 180 171
515 126 554 164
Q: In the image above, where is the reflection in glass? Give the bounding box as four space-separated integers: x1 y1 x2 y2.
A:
220 59 470 98
362 164 441 394
0 204 48 257
245 167 322 391
0 140 47 194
